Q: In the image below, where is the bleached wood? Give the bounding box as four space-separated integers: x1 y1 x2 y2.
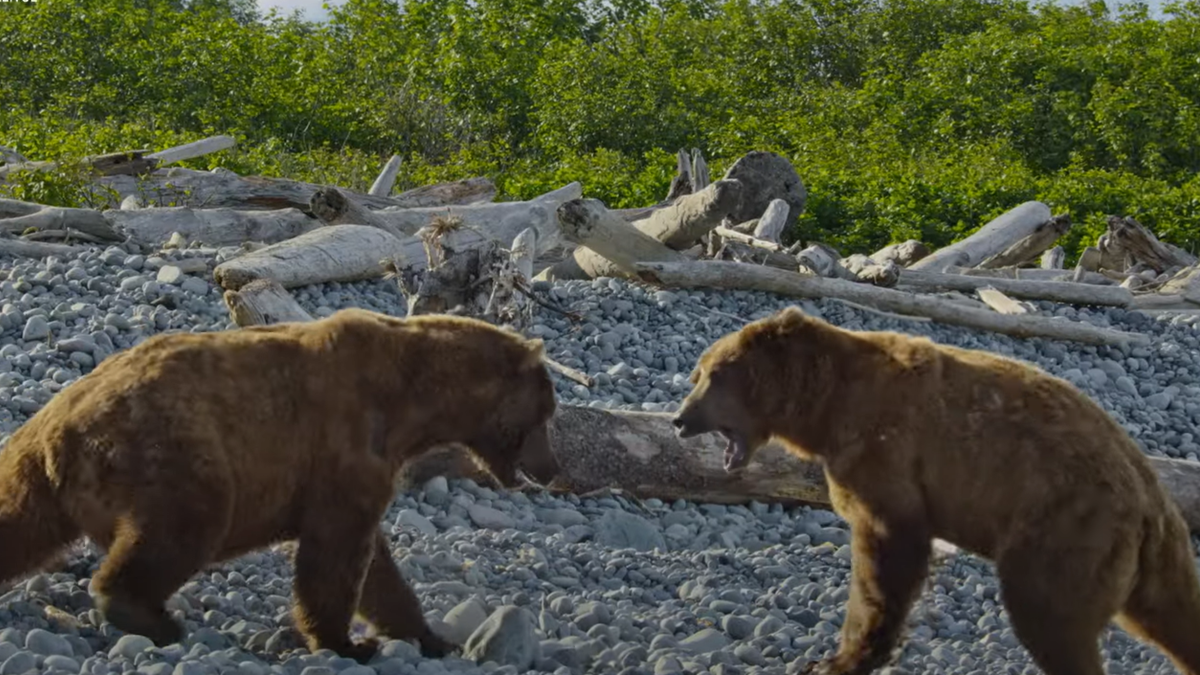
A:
392 176 497 207
752 198 790 244
0 200 121 241
714 240 799 271
633 179 745 250
634 260 1149 347
146 135 237 165
896 269 1133 307
556 198 686 278
1042 246 1065 270
1099 215 1198 274
712 226 784 252
309 186 404 237
910 202 1054 272
368 155 403 198
106 206 319 247
690 148 710 192
222 278 314 327
871 240 931 267
510 228 538 282
977 214 1071 269
0 238 87 258
977 287 1033 315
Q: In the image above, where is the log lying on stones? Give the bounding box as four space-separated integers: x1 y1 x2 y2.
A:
977 214 1071 269
146 135 237 166
368 182 582 254
0 199 123 242
213 224 416 290
634 260 1150 347
91 167 494 212
106 206 319 247
895 269 1134 307
0 237 88 258
633 179 745 250
0 149 157 179
556 199 687 279
222 278 314 327
871 240 930 268
976 287 1033 315
910 202 1054 272
949 265 1114 285
397 405 1200 534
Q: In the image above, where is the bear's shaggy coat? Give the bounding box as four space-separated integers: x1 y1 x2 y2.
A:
0 308 560 662
673 306 1200 675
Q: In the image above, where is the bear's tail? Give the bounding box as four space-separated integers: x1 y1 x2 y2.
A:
0 445 79 586
1115 508 1200 675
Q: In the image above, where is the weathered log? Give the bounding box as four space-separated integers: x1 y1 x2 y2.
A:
222 278 314 327
796 244 857 281
369 182 582 254
720 150 807 228
1041 246 1065 270
107 206 319 247
976 287 1033 315
1077 246 1103 273
368 155 403 198
556 199 687 278
510 228 538 283
0 149 157 179
1099 215 1198 274
977 214 1071 269
690 148 710 193
91 168 494 213
390 176 497 208
1158 265 1200 306
840 254 901 288
895 269 1133 307
665 149 694 203
212 224 417 291
871 240 931 268
0 237 87 258
714 240 799 271
309 187 403 236
949 265 1114 286
712 226 784 252
633 179 745 250
1129 293 1200 311
0 199 122 241
146 135 237 166
634 260 1150 347
753 198 790 245
397 405 1200 535
910 202 1054 272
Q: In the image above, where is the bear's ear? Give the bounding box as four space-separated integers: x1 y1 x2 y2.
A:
777 305 810 324
524 337 547 367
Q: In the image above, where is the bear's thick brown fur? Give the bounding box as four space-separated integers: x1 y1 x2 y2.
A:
0 307 559 662
673 306 1200 675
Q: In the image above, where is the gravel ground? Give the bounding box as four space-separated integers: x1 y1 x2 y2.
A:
0 243 1197 675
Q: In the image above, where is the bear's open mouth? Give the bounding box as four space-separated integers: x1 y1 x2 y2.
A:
720 429 750 472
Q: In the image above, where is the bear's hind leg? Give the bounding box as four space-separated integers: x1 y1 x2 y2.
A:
995 535 1129 675
90 490 229 647
1113 517 1200 675
806 517 932 675
356 530 457 657
0 452 80 586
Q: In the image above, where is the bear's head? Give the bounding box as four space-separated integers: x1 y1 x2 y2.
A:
672 305 820 471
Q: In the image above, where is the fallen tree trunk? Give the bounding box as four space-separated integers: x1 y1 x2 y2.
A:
397 405 1200 534
309 187 404 237
106 206 319 247
0 199 123 242
909 202 1054 272
146 135 236 166
556 199 687 278
213 224 416 290
1099 215 1198 274
222 278 314 326
0 149 157 179
712 226 784 252
952 265 1113 285
0 237 88 258
977 214 1071 269
634 260 1150 347
632 179 745 250
714 240 799 271
752 198 790 244
1041 246 1065 270
91 168 496 213
871 240 931 268
895 269 1133 307
388 176 497 208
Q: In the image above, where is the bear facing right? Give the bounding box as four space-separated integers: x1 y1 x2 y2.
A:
673 306 1200 675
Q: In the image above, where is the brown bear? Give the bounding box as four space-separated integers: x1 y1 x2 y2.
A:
0 307 560 662
672 306 1200 675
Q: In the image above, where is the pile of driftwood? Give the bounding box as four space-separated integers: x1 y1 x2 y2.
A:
5 138 1200 533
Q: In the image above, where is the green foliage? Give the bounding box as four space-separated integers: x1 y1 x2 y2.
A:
3 0 1200 260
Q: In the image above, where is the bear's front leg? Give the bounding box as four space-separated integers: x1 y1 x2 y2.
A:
356 529 458 657
804 517 932 675
291 514 383 663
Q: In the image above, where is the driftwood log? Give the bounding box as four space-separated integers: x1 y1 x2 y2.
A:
895 269 1134 307
634 260 1150 347
369 155 404 198
0 199 122 242
555 199 687 278
871 240 931 268
715 240 799 271
976 214 1071 269
910 202 1054 272
222 278 314 326
633 179 745 250
92 167 495 213
107 206 319 247
1041 246 1066 270
0 237 88 258
1099 215 1198 274
146 135 237 166
752 198 790 245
